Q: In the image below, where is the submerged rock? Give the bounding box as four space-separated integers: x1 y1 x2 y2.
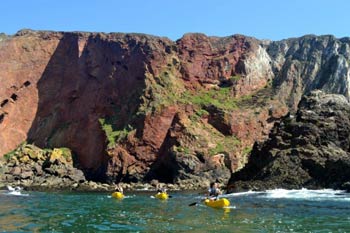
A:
228 91 350 192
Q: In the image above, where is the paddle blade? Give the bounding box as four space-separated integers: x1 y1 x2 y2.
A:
189 202 197 206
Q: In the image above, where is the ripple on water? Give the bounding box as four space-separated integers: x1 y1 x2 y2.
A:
0 190 350 232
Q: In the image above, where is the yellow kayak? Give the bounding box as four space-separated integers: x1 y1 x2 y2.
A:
155 192 168 200
111 191 124 199
204 198 230 208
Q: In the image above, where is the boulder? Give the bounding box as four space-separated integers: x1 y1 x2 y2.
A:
67 168 85 183
9 167 22 176
20 171 34 179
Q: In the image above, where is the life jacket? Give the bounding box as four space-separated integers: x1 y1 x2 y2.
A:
208 187 220 196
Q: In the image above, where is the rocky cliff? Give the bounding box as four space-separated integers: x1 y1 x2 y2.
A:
1 30 350 188
228 91 350 191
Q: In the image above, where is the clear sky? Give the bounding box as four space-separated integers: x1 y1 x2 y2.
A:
1 0 349 41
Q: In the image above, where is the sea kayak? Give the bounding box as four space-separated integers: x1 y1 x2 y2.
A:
155 192 168 200
111 191 124 199
204 198 230 208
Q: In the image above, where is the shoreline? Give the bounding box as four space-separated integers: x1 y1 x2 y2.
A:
0 180 209 193
2 180 348 194
0 144 218 193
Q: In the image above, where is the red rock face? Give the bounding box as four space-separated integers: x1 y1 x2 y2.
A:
177 34 271 96
0 31 61 157
178 34 246 82
141 106 178 150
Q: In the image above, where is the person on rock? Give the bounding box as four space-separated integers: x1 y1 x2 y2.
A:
207 182 222 199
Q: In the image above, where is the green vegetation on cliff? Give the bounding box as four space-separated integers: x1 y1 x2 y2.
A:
98 118 133 148
180 87 238 110
139 60 249 116
138 69 184 114
242 146 253 156
142 71 248 115
171 109 241 158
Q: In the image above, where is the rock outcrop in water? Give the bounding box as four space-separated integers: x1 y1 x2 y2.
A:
1 29 350 188
0 143 185 191
0 143 86 190
228 91 350 192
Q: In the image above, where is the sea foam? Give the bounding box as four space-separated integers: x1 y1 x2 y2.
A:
225 188 350 201
5 186 29 196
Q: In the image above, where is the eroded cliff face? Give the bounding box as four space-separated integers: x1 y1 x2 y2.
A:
228 91 350 191
1 30 350 186
268 35 350 109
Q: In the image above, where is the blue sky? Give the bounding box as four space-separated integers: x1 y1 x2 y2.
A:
1 0 349 40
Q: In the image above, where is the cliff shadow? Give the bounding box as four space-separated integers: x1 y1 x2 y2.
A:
26 33 149 181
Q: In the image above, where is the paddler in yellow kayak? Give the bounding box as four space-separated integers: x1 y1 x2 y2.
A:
204 181 230 208
207 182 222 200
188 182 229 207
111 184 124 199
155 185 169 200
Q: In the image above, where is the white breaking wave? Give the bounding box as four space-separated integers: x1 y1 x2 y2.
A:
224 188 350 201
7 185 19 191
221 190 265 197
264 188 346 199
224 205 237 209
5 186 29 196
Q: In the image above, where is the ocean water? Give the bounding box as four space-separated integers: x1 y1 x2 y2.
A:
0 187 350 232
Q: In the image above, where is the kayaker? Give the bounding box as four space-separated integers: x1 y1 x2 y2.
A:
207 182 222 199
115 184 124 194
156 184 167 194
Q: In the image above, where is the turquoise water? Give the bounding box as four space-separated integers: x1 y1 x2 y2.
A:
1 188 350 232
